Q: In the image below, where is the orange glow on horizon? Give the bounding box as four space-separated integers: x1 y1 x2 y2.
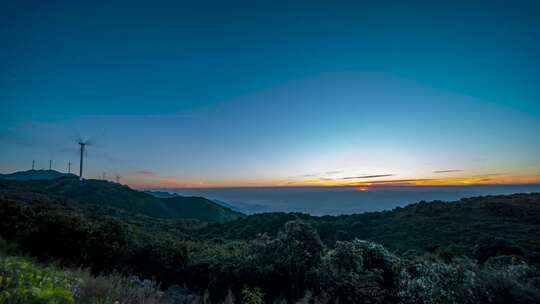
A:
125 173 540 189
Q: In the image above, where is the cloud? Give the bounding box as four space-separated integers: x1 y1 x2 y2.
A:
135 170 155 176
296 170 342 178
433 169 463 173
340 174 394 180
470 173 504 177
348 178 434 186
324 170 342 175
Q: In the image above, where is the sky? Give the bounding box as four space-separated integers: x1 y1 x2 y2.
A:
1 0 539 188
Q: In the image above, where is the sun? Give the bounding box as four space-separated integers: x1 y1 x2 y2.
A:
355 187 369 192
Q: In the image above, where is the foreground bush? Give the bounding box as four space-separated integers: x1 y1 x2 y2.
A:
241 286 264 304
0 256 78 304
73 270 164 304
4 213 540 304
313 239 400 303
398 255 540 304
0 256 164 304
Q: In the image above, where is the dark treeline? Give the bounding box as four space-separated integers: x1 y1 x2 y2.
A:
199 193 540 259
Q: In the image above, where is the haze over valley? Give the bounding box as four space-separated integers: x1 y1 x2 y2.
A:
171 185 540 215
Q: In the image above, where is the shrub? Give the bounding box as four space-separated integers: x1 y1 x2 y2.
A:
314 239 399 303
163 285 197 304
223 288 235 304
435 244 468 263
269 220 325 298
473 237 525 263
277 220 325 274
0 237 7 257
470 261 540 304
0 256 165 304
398 255 540 304
125 240 188 284
73 270 164 304
0 256 78 304
398 256 476 304
241 286 264 304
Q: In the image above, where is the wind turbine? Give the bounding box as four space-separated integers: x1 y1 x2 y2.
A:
74 130 103 180
78 139 93 180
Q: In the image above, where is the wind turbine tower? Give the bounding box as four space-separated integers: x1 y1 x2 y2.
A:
32 160 35 170
79 142 86 180
49 160 52 170
68 161 71 173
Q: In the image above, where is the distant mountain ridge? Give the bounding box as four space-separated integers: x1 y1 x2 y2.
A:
209 198 244 213
144 190 180 198
0 169 77 181
146 190 245 213
0 170 244 222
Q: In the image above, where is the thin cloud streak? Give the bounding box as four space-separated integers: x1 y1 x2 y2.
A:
296 170 343 178
433 169 463 173
352 178 433 185
324 170 343 175
341 174 395 180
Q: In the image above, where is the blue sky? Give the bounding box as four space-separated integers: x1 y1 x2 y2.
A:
1 0 539 187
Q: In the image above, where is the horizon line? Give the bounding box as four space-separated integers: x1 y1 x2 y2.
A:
138 183 540 191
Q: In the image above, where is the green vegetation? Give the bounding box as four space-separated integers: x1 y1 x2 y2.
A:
0 256 77 304
0 256 164 304
0 169 76 181
1 178 540 303
200 194 540 258
241 287 264 304
0 176 243 222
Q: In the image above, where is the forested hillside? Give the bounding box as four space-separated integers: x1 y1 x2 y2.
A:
0 175 243 222
201 193 540 258
1 179 540 303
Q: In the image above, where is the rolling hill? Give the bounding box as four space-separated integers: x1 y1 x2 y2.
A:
200 193 540 257
0 169 77 181
0 171 243 222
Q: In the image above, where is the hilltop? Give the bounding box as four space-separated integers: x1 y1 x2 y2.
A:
0 169 77 181
0 170 243 222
